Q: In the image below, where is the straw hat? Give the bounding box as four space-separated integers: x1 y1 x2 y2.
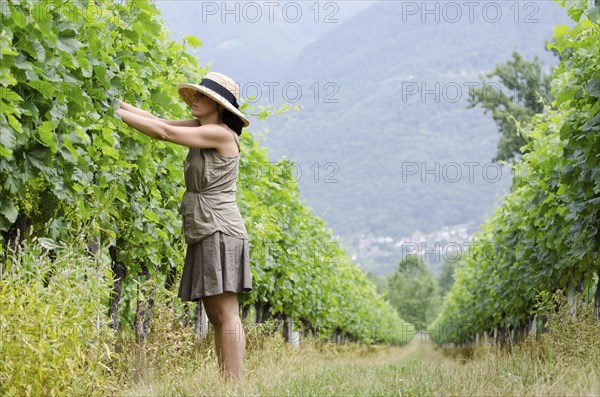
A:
177 72 250 128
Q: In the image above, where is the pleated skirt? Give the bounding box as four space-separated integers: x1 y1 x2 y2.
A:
177 230 252 302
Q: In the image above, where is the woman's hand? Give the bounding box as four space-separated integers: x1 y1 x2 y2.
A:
119 99 137 113
119 99 157 119
115 107 126 121
116 107 168 140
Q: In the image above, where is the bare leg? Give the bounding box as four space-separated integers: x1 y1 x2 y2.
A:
202 300 225 371
203 292 246 381
213 323 224 373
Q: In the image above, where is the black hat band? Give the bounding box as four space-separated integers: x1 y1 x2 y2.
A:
198 78 239 109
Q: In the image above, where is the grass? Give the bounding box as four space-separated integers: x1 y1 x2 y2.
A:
114 309 600 397
3 240 597 396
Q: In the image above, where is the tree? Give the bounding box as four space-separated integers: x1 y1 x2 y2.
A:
437 259 458 298
468 51 554 163
365 271 388 295
385 255 440 330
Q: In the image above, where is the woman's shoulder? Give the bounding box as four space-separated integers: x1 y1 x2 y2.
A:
219 123 238 139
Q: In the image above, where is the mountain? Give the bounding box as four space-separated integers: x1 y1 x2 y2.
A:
257 2 571 273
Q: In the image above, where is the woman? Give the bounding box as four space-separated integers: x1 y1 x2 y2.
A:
115 72 252 381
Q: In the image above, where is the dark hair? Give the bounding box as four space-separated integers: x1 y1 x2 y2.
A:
221 107 244 136
194 91 245 136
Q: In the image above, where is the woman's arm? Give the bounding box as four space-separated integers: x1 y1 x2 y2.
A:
119 100 200 126
118 100 156 119
116 108 225 149
116 108 167 140
157 118 201 127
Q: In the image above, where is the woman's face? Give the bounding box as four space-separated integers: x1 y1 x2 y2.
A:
191 91 219 118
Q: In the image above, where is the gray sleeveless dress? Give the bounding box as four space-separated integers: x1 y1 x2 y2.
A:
177 128 252 302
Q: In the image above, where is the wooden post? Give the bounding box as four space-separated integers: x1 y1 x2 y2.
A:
203 302 209 337
274 312 284 334
194 301 202 336
108 245 126 335
134 263 155 343
300 317 311 339
530 315 537 337
194 300 209 339
567 275 577 319
255 302 261 324
163 264 177 307
285 315 300 347
595 273 600 320
182 302 190 327
1 213 29 251
241 305 250 321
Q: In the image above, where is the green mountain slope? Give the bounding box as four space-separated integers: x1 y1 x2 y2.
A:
262 2 571 242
